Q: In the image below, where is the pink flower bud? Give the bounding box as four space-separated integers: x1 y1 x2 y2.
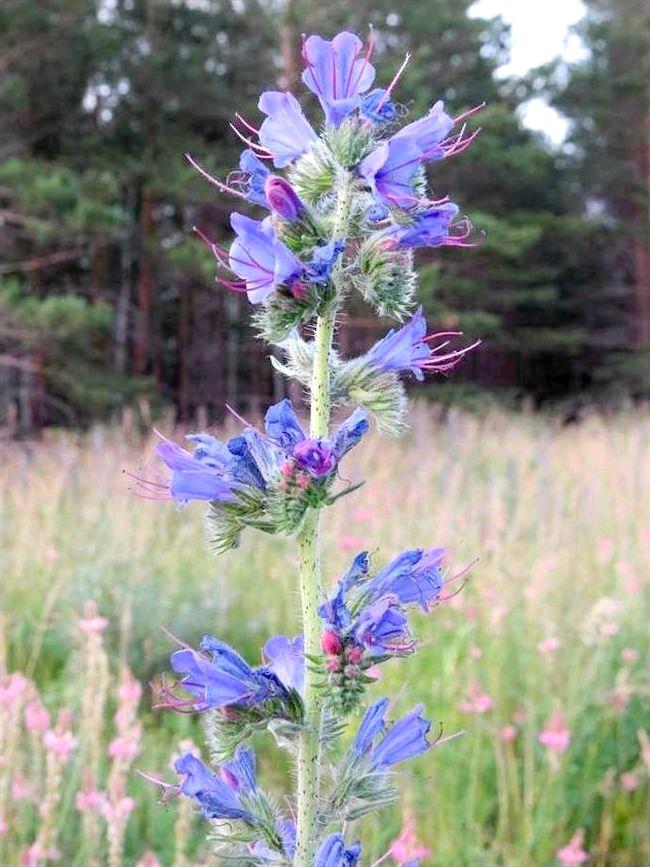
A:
280 459 295 478
346 646 363 664
321 631 342 656
326 657 342 673
343 664 358 678
265 176 304 221
289 281 307 300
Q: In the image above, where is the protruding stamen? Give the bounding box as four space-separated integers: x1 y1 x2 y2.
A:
375 51 411 111
453 101 486 125
228 123 274 158
184 153 246 199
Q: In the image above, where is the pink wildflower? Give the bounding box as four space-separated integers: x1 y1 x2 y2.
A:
79 600 109 634
389 813 431 864
108 731 141 761
25 699 50 733
101 796 135 823
499 725 518 743
538 711 570 754
43 728 77 760
620 772 638 792
76 788 107 814
0 672 29 708
620 647 639 664
459 682 493 714
556 829 589 865
538 636 561 654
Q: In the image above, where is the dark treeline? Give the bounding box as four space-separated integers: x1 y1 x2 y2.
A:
0 0 648 432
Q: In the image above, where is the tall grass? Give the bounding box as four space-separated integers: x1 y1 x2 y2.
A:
1 408 648 866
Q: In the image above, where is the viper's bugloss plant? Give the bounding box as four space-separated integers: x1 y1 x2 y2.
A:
140 28 482 865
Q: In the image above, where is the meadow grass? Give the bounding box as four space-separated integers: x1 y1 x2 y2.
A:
1 408 648 866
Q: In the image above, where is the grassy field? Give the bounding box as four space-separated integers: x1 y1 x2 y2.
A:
1 408 648 866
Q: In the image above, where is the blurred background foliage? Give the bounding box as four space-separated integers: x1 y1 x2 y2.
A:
0 0 648 433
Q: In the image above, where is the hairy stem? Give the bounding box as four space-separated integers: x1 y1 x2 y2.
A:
294 172 351 865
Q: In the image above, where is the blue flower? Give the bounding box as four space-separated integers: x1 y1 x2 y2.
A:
264 398 307 449
351 700 431 771
174 750 254 821
360 88 397 123
238 149 271 207
365 547 445 610
352 597 410 653
302 31 375 126
150 439 238 504
366 306 480 379
392 100 454 159
351 697 389 759
319 551 370 632
162 633 301 714
384 204 461 249
369 705 431 770
304 239 345 285
258 91 317 168
229 213 302 303
263 634 305 694
329 407 370 461
358 138 423 209
315 833 362 867
365 306 430 381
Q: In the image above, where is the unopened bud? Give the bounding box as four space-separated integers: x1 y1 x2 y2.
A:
265 176 305 221
346 645 363 664
321 631 343 656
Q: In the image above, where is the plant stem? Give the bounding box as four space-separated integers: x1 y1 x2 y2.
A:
294 171 351 866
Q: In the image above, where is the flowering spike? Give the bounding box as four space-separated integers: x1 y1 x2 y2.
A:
149 27 484 865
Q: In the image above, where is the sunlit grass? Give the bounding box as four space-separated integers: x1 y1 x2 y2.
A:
1 408 648 865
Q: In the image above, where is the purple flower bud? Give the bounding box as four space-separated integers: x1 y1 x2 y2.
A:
265 176 305 221
293 438 337 478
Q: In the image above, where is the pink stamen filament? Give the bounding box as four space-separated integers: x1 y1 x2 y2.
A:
234 113 261 136
375 51 411 111
184 153 246 199
453 102 486 125
228 123 274 158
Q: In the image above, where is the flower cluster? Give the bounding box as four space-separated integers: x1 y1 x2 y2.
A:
144 26 481 867
273 306 479 435
131 398 367 551
155 634 304 756
188 30 480 340
318 548 446 710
